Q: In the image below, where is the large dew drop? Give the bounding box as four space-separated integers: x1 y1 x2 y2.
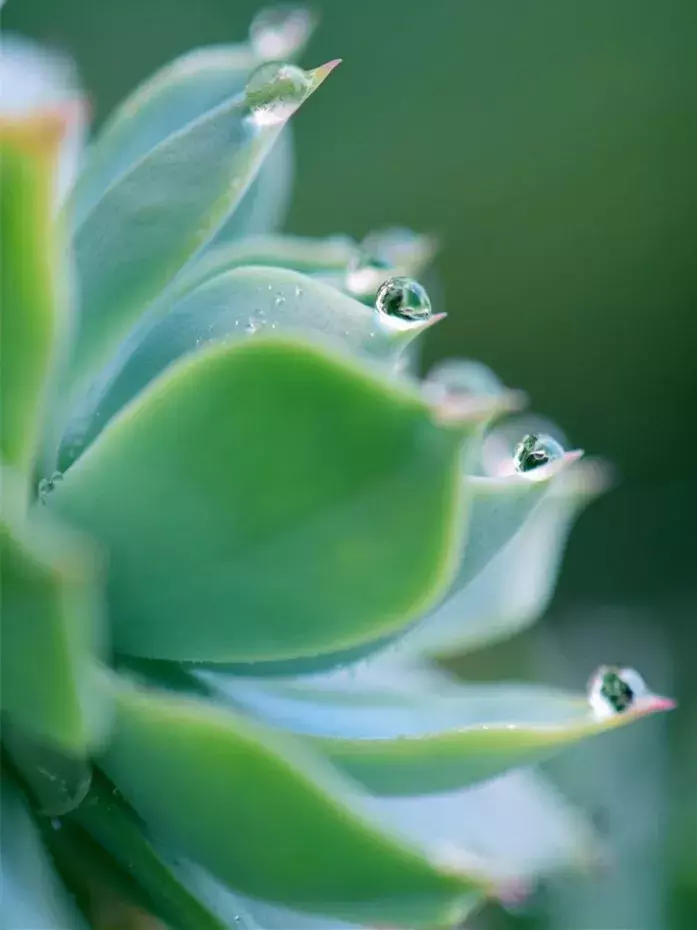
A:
245 62 311 126
375 276 432 327
513 432 564 473
249 5 316 61
587 665 649 719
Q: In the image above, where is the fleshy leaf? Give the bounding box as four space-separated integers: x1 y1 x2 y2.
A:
0 770 88 930
449 451 583 597
70 774 229 930
0 112 67 489
68 61 337 395
3 726 92 816
399 461 609 657
203 668 675 796
99 677 493 926
59 266 435 467
51 337 494 663
0 474 108 753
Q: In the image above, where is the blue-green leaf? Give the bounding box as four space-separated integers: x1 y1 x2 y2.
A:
52 338 494 663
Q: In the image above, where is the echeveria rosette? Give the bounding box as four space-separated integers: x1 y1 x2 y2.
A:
0 10 675 930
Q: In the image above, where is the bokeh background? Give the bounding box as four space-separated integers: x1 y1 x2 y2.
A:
5 1 696 927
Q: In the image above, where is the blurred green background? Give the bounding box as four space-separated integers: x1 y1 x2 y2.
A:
5 1 696 927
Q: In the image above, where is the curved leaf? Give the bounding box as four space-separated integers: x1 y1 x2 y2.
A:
0 771 87 930
0 484 108 753
0 111 67 487
52 337 493 663
212 123 295 242
204 670 675 796
69 61 338 394
71 45 257 225
450 452 583 596
70 774 228 930
400 461 609 657
59 266 435 467
99 677 492 926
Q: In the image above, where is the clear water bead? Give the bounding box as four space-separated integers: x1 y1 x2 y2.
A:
588 665 649 719
513 433 564 473
375 276 432 325
245 62 311 126
249 6 316 61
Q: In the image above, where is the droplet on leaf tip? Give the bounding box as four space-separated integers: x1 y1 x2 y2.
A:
249 5 317 61
375 276 432 329
245 61 312 126
586 665 673 719
513 432 564 474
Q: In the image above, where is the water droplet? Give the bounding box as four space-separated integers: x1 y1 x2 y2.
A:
245 317 258 334
375 276 432 327
38 471 63 503
274 293 286 308
513 433 564 473
249 5 316 61
245 61 311 127
294 285 303 297
588 665 649 718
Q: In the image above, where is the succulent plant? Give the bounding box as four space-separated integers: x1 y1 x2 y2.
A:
0 8 676 930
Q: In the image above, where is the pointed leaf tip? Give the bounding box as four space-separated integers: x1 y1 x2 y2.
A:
311 58 343 85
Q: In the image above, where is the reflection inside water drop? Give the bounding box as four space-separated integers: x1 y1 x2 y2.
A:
513 433 564 473
245 61 311 126
249 6 316 61
375 276 432 328
588 665 649 718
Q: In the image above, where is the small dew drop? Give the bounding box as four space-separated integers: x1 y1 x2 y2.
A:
274 293 286 308
249 5 316 61
294 285 303 298
588 665 649 719
245 61 311 127
513 433 564 473
38 471 63 504
375 276 432 327
245 317 258 334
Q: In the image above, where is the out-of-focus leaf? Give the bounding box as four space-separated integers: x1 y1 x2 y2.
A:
0 111 67 487
206 669 674 796
59 266 436 467
52 338 495 663
69 61 338 394
0 478 108 753
70 775 228 930
0 769 88 930
99 677 493 926
0 34 84 202
399 461 608 657
3 726 92 815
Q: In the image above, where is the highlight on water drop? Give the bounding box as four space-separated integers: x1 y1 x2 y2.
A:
375 276 432 328
513 432 564 473
249 5 317 61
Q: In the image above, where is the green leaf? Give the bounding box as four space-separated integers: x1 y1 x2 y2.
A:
52 337 493 663
0 770 87 930
69 61 338 395
212 123 295 242
59 266 435 468
99 677 491 926
449 452 583 597
3 726 92 815
205 668 674 796
70 774 229 930
0 113 66 488
399 461 608 657
0 476 108 753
